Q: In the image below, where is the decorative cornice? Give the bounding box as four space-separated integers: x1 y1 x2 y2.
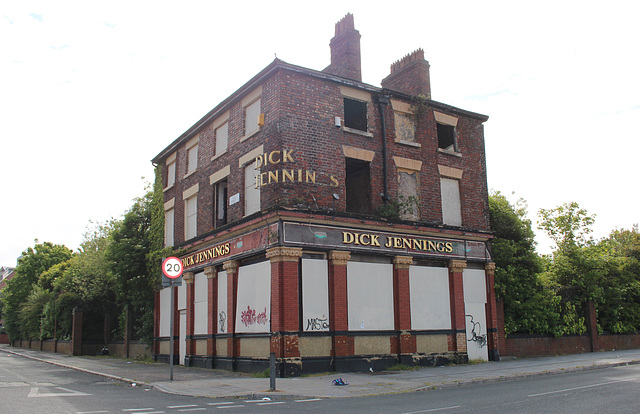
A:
265 247 303 263
183 272 195 283
393 256 413 269
223 260 238 274
485 262 496 272
329 250 351 265
448 260 467 271
204 266 217 279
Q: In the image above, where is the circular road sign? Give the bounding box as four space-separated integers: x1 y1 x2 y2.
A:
162 256 184 279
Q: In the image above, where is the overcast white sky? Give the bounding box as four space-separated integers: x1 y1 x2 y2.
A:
1 1 639 266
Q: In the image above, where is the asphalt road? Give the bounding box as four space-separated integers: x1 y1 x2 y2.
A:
2 350 640 413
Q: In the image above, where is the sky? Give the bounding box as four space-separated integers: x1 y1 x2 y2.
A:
1 0 639 266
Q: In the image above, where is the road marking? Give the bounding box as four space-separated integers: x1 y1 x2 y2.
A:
294 398 322 402
207 402 234 406
528 378 635 397
121 409 158 412
402 406 462 413
218 405 244 409
258 401 286 406
168 406 198 409
77 411 109 414
28 387 92 398
177 409 206 412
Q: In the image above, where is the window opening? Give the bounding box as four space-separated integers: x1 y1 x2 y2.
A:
345 158 371 214
214 179 228 228
437 123 456 151
344 98 367 132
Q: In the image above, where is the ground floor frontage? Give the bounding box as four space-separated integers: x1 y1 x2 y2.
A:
153 211 499 377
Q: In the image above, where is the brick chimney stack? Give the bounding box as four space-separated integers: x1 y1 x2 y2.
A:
323 13 362 82
381 49 431 98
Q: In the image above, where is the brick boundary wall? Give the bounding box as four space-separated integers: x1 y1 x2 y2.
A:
498 298 640 358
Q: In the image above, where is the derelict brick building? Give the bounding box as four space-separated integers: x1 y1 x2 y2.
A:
152 14 498 376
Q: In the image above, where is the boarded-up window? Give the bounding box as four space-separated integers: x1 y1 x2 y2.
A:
235 261 271 334
347 262 394 330
159 287 172 337
194 272 207 335
409 266 451 329
187 144 198 174
245 98 261 137
440 177 462 226
185 196 197 239
302 259 329 332
244 165 260 216
167 161 176 188
398 170 419 220
394 112 415 143
215 122 228 155
164 208 174 247
214 179 228 228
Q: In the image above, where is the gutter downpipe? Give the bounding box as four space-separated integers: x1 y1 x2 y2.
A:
377 93 390 203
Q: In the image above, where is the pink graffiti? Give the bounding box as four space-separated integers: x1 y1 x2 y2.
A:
240 306 268 327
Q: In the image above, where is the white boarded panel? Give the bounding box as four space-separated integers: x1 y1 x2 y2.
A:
347 262 394 331
302 259 329 331
194 271 207 335
409 266 451 330
465 302 488 361
177 281 186 310
159 287 172 337
236 261 271 333
217 271 228 333
463 269 487 304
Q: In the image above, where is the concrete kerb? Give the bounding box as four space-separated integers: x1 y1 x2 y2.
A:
4 345 640 399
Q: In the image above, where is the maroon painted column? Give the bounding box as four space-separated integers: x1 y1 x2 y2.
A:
484 262 500 361
204 266 218 364
223 260 239 362
183 272 195 364
266 246 303 377
393 256 416 360
448 260 467 357
328 251 353 362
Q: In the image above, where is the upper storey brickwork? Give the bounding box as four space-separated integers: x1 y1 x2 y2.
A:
152 15 490 249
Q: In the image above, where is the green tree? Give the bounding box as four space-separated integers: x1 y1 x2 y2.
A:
1 241 73 341
107 191 155 343
538 202 597 335
489 192 557 334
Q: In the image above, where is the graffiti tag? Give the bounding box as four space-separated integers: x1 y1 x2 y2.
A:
466 314 487 348
240 306 269 327
219 311 226 332
305 317 329 331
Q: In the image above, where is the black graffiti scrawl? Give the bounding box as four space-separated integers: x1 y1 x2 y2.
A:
465 314 487 348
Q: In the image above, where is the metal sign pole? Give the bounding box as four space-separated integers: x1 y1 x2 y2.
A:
169 279 174 381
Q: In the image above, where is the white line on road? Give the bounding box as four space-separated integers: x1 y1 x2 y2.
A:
294 398 322 403
402 406 462 414
77 411 109 414
528 379 635 397
207 402 234 406
177 409 206 412
167 405 198 409
122 409 156 412
257 402 286 406
218 405 245 409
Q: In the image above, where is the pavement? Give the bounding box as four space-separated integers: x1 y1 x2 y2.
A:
2 344 640 400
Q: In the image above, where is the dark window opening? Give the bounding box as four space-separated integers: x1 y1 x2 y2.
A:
214 180 228 228
344 98 367 132
345 158 371 214
437 123 456 151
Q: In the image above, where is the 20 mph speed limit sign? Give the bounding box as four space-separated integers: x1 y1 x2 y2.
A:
162 257 184 279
